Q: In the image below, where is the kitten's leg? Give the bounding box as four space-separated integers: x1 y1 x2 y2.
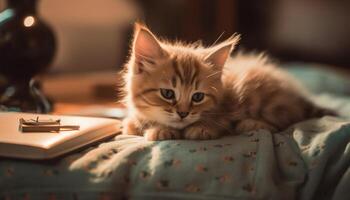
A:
145 126 182 141
122 118 142 135
235 119 278 133
184 122 221 140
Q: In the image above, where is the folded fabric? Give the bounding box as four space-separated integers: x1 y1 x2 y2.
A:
1 64 350 199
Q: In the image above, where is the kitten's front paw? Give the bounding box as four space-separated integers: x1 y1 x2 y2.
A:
122 118 141 135
184 125 220 140
144 127 181 141
235 119 277 133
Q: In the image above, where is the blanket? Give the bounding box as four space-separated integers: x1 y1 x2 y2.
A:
1 65 350 199
1 114 349 199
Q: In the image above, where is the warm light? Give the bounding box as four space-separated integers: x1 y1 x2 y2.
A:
24 16 35 27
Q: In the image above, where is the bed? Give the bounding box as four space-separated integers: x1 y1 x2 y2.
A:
1 64 350 200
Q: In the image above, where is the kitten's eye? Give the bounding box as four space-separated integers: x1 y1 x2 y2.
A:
160 89 175 100
192 92 205 103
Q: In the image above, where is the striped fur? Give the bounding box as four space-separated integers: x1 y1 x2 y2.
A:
121 24 336 141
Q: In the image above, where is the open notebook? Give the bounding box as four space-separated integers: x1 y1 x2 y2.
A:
0 112 122 159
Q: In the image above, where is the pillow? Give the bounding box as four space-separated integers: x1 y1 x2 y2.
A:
285 63 350 96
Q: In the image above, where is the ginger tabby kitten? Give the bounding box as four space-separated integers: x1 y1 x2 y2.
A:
121 24 334 141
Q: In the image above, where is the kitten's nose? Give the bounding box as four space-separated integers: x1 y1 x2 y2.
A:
177 111 189 119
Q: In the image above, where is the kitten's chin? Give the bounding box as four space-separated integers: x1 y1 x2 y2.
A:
167 120 196 129
133 107 197 129
167 122 188 129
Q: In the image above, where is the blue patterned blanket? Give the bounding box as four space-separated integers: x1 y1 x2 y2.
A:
1 65 350 200
1 116 349 200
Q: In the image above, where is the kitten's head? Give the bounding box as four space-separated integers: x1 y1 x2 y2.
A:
125 24 239 129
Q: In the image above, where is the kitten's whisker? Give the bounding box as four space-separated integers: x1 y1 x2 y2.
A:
212 31 225 47
206 71 222 78
210 86 218 93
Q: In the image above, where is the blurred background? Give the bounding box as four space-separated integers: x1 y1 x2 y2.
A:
0 0 349 110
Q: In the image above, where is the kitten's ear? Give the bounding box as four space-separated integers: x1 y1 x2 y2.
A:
205 34 240 69
132 24 166 72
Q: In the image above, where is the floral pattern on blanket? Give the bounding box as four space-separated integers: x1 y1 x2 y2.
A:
1 115 350 200
69 130 307 200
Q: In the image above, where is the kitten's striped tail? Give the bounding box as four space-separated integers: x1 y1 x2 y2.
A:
309 106 338 118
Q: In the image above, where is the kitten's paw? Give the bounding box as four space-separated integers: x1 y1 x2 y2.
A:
122 118 141 135
184 125 220 140
235 119 277 133
144 127 181 141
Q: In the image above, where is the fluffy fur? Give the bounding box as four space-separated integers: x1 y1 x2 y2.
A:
120 24 334 141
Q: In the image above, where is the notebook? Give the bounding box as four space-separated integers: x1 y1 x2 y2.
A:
0 112 122 159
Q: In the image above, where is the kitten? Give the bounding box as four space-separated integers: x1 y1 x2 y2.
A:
120 23 334 141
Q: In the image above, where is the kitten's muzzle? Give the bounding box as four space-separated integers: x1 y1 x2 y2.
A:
177 111 189 119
